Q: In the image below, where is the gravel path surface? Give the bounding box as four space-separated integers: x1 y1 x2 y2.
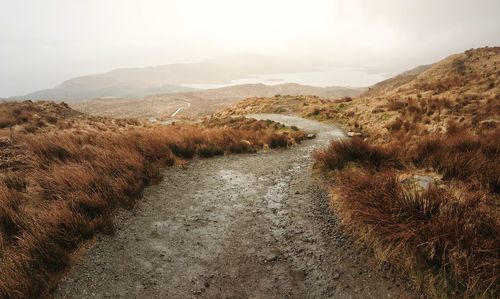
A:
56 114 413 298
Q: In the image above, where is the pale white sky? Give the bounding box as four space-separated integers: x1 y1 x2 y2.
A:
1 0 499 96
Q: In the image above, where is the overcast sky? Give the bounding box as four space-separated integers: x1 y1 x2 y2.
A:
1 0 499 97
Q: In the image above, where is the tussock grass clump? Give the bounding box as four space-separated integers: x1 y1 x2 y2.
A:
313 137 404 171
387 98 406 111
0 101 303 298
332 170 499 297
412 127 500 192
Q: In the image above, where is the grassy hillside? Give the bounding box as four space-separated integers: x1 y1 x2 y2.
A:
220 47 500 297
315 47 500 298
364 47 499 99
362 64 431 97
0 100 306 297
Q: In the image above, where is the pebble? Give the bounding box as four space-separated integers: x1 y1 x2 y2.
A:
265 252 279 262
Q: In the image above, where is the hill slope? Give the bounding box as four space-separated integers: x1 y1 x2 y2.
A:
363 47 499 99
217 47 500 297
361 64 431 97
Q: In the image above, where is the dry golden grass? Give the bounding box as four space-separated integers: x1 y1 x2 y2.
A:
0 100 304 298
314 129 500 296
313 137 404 171
330 169 499 298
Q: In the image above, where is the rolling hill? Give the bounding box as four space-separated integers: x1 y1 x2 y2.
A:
69 83 366 119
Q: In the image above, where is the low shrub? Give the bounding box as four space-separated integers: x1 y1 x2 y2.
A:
267 133 289 148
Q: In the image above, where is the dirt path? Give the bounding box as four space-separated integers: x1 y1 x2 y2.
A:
170 102 191 117
56 114 413 298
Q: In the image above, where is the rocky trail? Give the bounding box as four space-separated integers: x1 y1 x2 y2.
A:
56 114 413 298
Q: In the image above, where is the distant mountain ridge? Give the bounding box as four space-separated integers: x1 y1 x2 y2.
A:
8 59 315 101
9 82 197 101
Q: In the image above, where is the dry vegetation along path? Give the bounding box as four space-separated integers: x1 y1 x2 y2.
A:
56 114 412 298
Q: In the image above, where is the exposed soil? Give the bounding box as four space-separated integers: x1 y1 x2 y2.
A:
56 114 413 298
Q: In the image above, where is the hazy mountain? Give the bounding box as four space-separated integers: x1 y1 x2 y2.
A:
9 81 197 102
9 58 315 101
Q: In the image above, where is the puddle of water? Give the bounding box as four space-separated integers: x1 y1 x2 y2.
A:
159 120 176 125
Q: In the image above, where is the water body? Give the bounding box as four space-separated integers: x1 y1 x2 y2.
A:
183 68 391 90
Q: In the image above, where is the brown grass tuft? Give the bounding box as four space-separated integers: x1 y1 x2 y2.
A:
412 128 500 192
331 170 499 297
314 137 404 171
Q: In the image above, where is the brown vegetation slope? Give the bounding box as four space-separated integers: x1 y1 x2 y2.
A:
313 47 500 298
364 47 499 99
0 100 305 298
218 47 500 297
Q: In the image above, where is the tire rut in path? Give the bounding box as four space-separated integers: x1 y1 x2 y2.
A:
56 114 413 298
